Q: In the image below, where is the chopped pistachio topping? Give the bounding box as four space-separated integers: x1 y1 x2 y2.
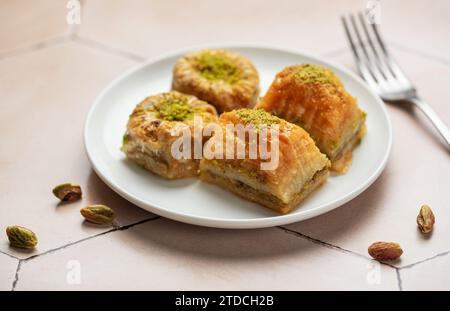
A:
195 51 241 84
294 64 336 85
122 133 129 145
235 108 281 127
156 95 194 121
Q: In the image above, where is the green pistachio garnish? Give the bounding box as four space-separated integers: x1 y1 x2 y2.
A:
195 52 241 84
235 108 281 127
122 133 130 145
294 64 336 85
152 93 196 122
158 98 193 121
6 225 38 249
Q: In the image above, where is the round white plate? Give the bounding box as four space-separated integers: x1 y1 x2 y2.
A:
84 44 392 229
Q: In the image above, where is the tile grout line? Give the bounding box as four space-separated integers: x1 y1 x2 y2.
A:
277 226 396 269
388 41 450 68
9 216 161 290
0 249 20 260
22 216 161 262
278 226 366 258
280 226 404 291
0 36 71 61
70 34 146 62
279 226 450 277
0 26 145 65
11 260 23 291
399 249 450 270
0 0 81 62
395 268 403 291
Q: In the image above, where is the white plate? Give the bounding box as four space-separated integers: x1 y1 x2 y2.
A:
84 44 392 229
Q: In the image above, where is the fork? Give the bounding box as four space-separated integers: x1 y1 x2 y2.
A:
341 12 450 151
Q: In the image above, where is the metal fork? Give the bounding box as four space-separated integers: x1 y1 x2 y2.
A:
342 12 450 151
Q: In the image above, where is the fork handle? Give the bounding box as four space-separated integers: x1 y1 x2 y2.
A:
410 97 450 151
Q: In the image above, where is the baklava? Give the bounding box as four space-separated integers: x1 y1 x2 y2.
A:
172 49 260 113
122 91 218 179
257 64 366 173
200 108 330 214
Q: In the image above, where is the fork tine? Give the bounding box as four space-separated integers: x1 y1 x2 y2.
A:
370 21 412 86
348 14 386 83
357 11 395 81
341 15 380 92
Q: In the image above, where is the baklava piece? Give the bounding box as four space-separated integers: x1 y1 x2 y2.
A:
257 64 367 173
200 109 330 214
172 49 260 113
122 91 218 179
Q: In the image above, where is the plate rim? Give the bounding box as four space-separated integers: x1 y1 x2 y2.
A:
84 42 392 229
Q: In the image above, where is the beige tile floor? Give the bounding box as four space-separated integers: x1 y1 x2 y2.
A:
15 219 398 290
0 0 70 55
400 252 450 290
0 254 17 291
1 0 449 291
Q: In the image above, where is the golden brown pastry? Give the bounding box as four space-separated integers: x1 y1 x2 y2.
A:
257 64 366 173
200 108 330 214
122 91 218 179
172 49 259 113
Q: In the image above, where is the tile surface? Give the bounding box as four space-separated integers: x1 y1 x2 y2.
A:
1 0 449 290
0 42 153 259
77 0 450 62
381 1 450 63
0 253 18 291
0 0 70 54
284 49 450 267
77 0 365 58
15 219 398 290
400 253 450 290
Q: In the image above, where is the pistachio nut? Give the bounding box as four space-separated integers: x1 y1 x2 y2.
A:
417 204 435 234
80 205 116 224
52 183 82 202
6 225 38 249
368 241 403 261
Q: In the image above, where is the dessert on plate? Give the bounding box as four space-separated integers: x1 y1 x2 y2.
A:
122 91 218 179
257 64 366 173
172 49 260 113
200 108 330 214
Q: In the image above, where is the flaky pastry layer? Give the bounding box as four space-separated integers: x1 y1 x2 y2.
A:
257 64 366 173
172 49 260 112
